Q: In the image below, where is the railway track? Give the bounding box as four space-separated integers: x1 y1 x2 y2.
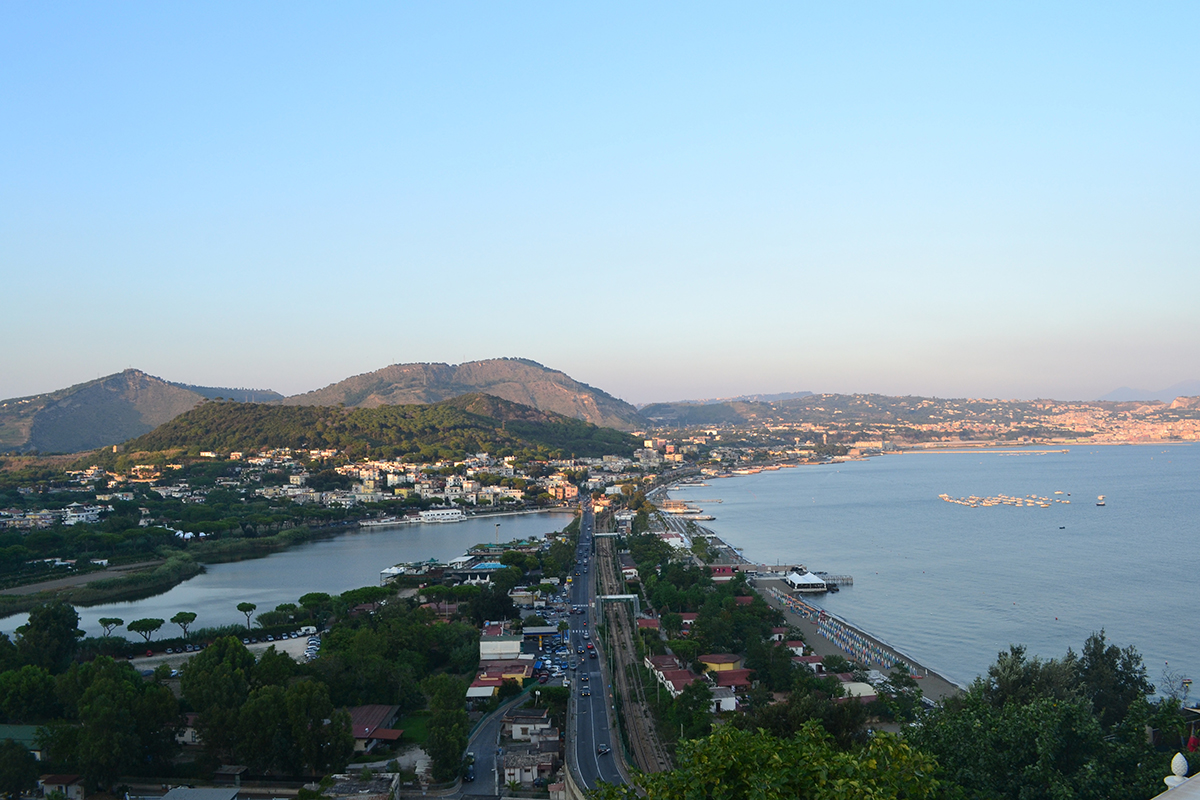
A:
596 536 672 774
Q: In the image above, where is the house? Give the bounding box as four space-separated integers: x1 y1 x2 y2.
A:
39 776 84 800
160 789 239 800
175 713 201 746
636 618 660 631
619 553 639 581
708 565 735 582
733 595 754 607
503 707 553 740
347 705 403 753
709 686 739 713
793 655 825 674
784 640 806 656
660 669 701 698
710 668 754 692
836 682 878 704
0 725 42 760
698 653 744 672
480 621 523 660
769 627 789 642
502 742 559 785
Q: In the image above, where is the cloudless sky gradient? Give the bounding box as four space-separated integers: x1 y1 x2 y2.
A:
2 3 1197 404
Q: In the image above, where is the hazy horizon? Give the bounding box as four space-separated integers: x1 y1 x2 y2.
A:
4 5 1197 405
3 359 1198 408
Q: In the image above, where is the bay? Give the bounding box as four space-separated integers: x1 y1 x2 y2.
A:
2 511 574 639
672 445 1200 689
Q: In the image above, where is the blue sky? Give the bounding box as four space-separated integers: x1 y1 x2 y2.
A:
3 4 1197 404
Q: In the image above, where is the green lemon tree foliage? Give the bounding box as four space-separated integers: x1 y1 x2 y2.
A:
591 723 940 800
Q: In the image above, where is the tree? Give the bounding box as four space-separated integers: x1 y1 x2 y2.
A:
909 635 1173 800
285 680 352 776
97 618 124 638
180 636 255 761
0 666 58 723
170 612 197 638
64 657 179 790
237 602 257 629
592 723 941 800
423 675 468 782
234 685 291 774
253 645 296 689
0 739 38 800
16 602 83 674
127 618 164 643
1077 629 1153 731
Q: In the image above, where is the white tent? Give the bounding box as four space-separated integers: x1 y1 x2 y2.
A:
784 571 827 592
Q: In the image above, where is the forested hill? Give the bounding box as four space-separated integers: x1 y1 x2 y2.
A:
111 393 638 461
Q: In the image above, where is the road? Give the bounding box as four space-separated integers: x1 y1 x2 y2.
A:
567 506 626 791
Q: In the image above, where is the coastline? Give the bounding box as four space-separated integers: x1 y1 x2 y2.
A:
660 480 965 701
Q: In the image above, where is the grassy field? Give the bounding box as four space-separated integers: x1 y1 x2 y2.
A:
396 710 431 745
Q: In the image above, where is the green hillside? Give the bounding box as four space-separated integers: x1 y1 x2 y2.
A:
109 393 638 462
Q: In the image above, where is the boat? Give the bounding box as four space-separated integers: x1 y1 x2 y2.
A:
1097 495 1106 507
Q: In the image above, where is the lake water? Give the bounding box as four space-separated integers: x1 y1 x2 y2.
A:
671 445 1200 688
1 511 574 639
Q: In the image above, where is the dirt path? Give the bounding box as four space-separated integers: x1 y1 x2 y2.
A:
0 560 164 596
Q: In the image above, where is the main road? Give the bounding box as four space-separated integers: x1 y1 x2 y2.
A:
567 505 626 791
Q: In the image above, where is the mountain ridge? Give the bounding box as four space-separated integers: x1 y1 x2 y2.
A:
0 370 283 454
278 358 643 431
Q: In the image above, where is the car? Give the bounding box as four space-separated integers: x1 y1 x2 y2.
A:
587 643 594 650
538 675 549 684
590 652 597 659
582 673 589 681
146 650 153 657
570 663 577 670
581 688 591 697
165 648 173 654
583 631 589 639
577 646 584 654
598 744 612 755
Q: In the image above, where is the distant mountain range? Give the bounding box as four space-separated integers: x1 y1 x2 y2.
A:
0 359 643 454
1099 380 1200 403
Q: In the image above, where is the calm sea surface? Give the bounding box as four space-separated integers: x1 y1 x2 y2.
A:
1 511 573 639
671 445 1200 688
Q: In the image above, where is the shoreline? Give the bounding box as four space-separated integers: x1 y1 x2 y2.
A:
0 507 578 620
660 480 965 701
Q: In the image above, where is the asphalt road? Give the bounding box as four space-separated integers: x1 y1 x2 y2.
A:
568 507 625 791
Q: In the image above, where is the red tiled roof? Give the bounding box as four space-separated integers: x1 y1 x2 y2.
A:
636 618 660 629
349 705 400 740
699 653 741 664
713 669 753 687
733 596 753 606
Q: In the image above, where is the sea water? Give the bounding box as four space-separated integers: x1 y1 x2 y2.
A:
673 445 1200 688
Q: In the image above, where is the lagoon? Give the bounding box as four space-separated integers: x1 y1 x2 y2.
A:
1 511 574 639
